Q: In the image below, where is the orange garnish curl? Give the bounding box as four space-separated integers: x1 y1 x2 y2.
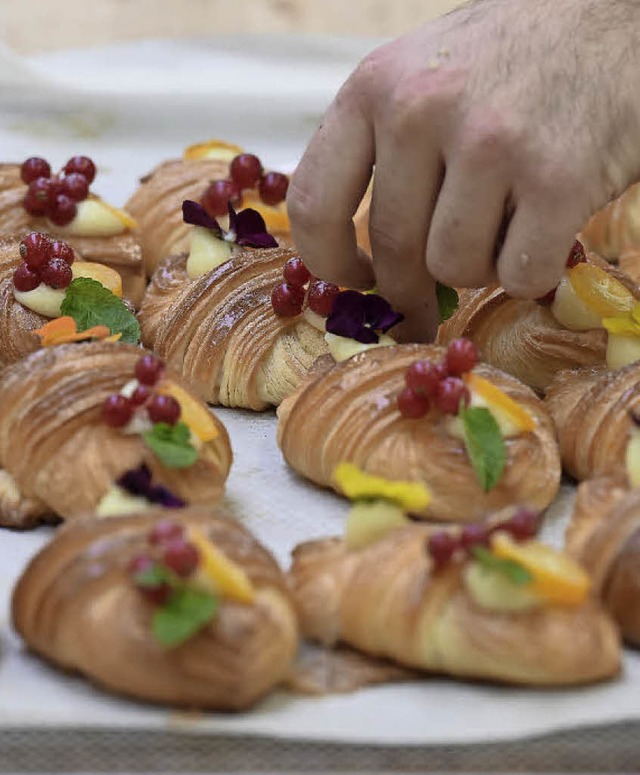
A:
463 372 536 433
34 317 113 347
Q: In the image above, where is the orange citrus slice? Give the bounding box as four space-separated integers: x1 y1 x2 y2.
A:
242 190 290 235
491 532 590 606
463 373 536 433
189 528 255 603
157 380 218 442
72 261 123 297
568 263 634 318
183 139 243 162
33 316 112 346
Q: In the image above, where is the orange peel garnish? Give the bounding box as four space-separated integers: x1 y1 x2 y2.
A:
157 380 218 442
183 139 244 161
463 373 536 433
34 317 112 347
242 190 290 235
188 528 255 603
568 263 634 318
72 261 123 298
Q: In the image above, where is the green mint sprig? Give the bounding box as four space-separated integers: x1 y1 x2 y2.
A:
460 405 506 492
61 277 140 344
143 421 198 469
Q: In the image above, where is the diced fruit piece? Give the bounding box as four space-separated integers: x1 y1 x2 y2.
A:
13 284 65 318
491 532 590 606
282 257 310 287
325 331 396 362
463 372 536 434
345 500 410 550
397 386 430 418
464 561 541 612
102 394 134 428
606 333 640 370
183 139 244 162
435 377 469 415
148 519 185 546
163 538 200 577
625 429 640 488
271 282 305 317
445 339 478 376
41 258 73 289
259 172 289 206
427 531 459 569
20 157 51 184
202 179 242 217
157 380 219 442
71 261 123 297
186 227 232 279
551 276 603 331
188 528 255 603
568 262 635 318
148 394 181 426
406 360 446 398
230 153 263 189
307 279 340 317
63 155 97 184
135 354 165 386
13 264 41 292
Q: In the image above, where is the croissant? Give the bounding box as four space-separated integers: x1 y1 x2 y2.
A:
13 508 298 710
0 341 232 527
580 183 640 260
277 344 561 522
139 247 328 409
0 164 145 306
544 364 640 481
290 524 620 686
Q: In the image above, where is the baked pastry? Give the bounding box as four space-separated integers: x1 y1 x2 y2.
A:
291 507 620 686
277 341 561 522
0 156 145 305
437 244 640 392
0 341 231 528
13 509 298 709
580 183 640 260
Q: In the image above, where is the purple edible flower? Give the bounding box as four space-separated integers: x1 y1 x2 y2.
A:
117 464 185 509
182 200 278 249
325 290 404 344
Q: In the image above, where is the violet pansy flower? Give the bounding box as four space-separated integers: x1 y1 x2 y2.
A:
182 200 278 249
117 464 185 509
326 290 404 344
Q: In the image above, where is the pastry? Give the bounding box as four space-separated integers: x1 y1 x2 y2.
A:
580 183 640 260
0 341 231 527
12 509 298 709
1 156 145 305
277 340 561 522
437 243 640 392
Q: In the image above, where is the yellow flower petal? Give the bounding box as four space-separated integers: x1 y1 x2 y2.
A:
333 462 430 512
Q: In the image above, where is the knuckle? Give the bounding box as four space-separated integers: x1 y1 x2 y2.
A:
386 67 463 138
459 108 524 163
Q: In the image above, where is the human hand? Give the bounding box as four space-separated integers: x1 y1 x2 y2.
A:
288 0 640 340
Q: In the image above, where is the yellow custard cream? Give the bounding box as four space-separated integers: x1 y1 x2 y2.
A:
186 227 232 279
55 199 135 238
464 561 541 612
325 332 396 362
96 485 151 517
551 276 603 331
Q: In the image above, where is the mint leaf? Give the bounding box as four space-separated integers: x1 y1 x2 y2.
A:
472 545 533 586
460 406 506 492
142 421 198 469
436 282 459 324
153 587 218 648
61 277 140 344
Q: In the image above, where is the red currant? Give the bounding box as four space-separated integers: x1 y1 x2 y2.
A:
229 153 263 189
435 377 470 415
20 157 51 184
427 531 458 568
61 172 89 202
282 257 310 287
128 554 154 576
501 508 539 541
135 354 165 386
41 258 73 289
19 232 52 271
536 288 557 306
13 263 41 292
101 394 134 428
460 523 490 552
23 177 50 216
445 339 478 377
163 539 199 577
63 155 96 184
405 360 445 398
45 178 65 209
259 172 289 206
148 519 185 546
307 280 340 317
49 240 75 266
397 386 431 419
147 394 181 425
131 384 151 406
128 554 172 602
47 194 77 226
202 179 242 217
271 282 305 317
566 241 586 268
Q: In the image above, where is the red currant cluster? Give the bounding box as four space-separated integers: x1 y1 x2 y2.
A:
536 240 587 306
128 520 200 605
397 339 478 419
21 155 96 226
102 354 180 429
271 256 340 318
202 153 289 218
427 508 539 570
13 232 75 292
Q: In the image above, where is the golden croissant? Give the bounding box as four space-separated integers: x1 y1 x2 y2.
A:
13 508 298 710
0 341 232 528
0 164 145 306
277 344 561 522
139 247 328 409
290 523 620 686
580 183 640 260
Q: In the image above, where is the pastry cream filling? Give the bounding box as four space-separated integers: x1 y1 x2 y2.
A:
344 500 410 550
447 390 520 439
186 227 233 279
551 276 603 332
302 307 327 333
325 331 396 363
625 428 640 488
464 561 541 612
96 485 151 517
606 334 640 370
54 199 135 238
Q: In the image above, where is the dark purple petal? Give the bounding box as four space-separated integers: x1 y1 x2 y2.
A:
182 200 223 237
232 206 278 248
236 232 279 248
630 410 640 428
331 290 367 317
363 293 404 332
116 464 185 508
148 485 186 509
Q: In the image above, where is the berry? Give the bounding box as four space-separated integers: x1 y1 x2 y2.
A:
282 257 310 287
163 539 200 577
566 241 586 268
45 177 65 208
259 172 289 206
460 523 490 552
20 157 51 184
49 239 75 266
129 554 172 602
131 384 151 406
41 258 73 289
397 386 431 419
13 263 41 292
47 194 77 226
61 172 89 201
148 519 185 546
405 360 445 398
271 282 305 317
502 508 539 541
427 531 458 568
445 339 478 377
63 155 96 184
435 377 470 415
102 394 134 427
230 153 263 189
23 177 50 216
202 179 242 217
135 354 165 386
19 232 52 271
307 280 340 317
536 288 557 306
142 584 172 606
147 394 181 425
